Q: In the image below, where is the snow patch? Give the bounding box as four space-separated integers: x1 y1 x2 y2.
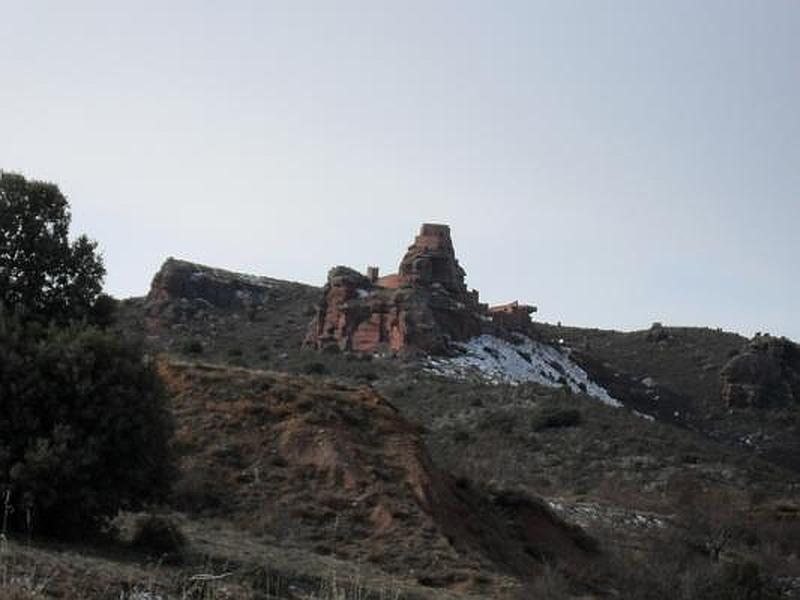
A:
547 500 666 530
425 334 621 407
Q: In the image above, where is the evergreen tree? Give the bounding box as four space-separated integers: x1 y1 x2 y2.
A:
0 172 105 323
0 171 174 538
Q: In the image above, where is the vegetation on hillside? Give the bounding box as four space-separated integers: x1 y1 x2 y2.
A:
0 172 174 538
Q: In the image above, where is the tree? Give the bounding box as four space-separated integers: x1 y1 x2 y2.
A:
0 172 105 323
0 172 174 538
0 314 174 536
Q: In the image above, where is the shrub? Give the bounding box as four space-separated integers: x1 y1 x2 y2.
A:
0 174 174 540
526 563 571 599
0 314 175 538
131 514 187 556
532 408 582 431
182 339 204 355
302 361 328 375
690 560 781 600
452 429 471 443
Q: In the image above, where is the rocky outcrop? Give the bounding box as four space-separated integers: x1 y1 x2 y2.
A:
147 257 280 310
305 264 483 355
720 336 800 409
143 258 319 340
144 226 537 357
394 223 470 294
305 224 493 355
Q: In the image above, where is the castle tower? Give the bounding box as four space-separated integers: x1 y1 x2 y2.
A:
397 223 467 294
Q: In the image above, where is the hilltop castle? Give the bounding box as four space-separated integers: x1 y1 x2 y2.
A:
305 223 536 354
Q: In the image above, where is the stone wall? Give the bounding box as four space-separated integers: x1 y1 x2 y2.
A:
489 301 537 331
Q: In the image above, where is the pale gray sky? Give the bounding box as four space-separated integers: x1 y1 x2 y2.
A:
2 1 798 340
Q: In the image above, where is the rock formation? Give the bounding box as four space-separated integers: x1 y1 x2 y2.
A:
305 223 536 355
142 226 536 356
304 264 482 355
392 223 469 293
720 335 800 409
147 257 284 308
143 257 318 335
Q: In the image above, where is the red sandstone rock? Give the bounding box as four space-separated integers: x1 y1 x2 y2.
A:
305 224 534 355
395 223 468 293
305 264 465 354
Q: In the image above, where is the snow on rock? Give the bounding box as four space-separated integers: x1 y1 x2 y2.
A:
547 500 666 530
425 334 621 407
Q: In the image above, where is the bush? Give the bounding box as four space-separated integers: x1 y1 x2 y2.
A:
182 339 204 355
0 174 174 540
131 514 187 556
302 361 328 375
0 314 175 538
532 408 582 431
696 561 781 600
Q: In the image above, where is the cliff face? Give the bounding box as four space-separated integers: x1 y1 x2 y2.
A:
720 336 800 409
142 226 537 357
304 225 490 355
304 265 482 355
140 258 321 361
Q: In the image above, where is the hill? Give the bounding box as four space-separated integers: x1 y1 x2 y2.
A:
101 252 800 597
1 359 603 599
534 322 800 472
17 219 795 598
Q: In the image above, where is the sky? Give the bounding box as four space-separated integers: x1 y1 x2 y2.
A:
1 1 798 340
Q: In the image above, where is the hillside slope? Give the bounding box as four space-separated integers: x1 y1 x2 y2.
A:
533 323 800 471
162 360 599 595
101 258 800 596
